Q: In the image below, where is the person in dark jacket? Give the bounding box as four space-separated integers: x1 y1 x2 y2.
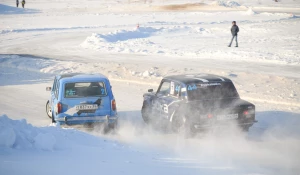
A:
16 0 19 7
228 21 239 47
21 0 25 8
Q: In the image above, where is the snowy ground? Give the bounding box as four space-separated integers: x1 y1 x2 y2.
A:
0 0 300 175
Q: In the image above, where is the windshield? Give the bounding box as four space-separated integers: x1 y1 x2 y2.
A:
64 82 107 98
187 82 239 100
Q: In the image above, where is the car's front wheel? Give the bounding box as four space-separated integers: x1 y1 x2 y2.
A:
46 101 52 119
141 103 152 124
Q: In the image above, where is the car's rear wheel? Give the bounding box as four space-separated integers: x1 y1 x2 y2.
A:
102 121 117 134
108 120 118 130
172 114 195 138
51 110 56 124
242 126 250 132
46 101 52 119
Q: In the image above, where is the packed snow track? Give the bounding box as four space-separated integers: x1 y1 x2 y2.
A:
1 0 300 174
1 54 300 175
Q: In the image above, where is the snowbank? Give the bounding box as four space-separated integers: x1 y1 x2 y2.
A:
81 26 212 55
245 7 257 15
81 27 161 54
81 18 299 65
0 4 38 15
89 27 160 43
0 115 103 151
211 0 240 7
0 125 16 147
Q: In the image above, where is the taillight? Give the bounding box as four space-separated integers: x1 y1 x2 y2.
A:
207 114 213 118
243 111 249 115
112 100 117 111
57 102 62 114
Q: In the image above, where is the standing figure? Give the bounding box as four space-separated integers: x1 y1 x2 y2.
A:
21 0 25 8
16 0 19 7
228 21 239 47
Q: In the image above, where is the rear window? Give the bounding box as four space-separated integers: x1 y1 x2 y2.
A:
64 82 107 98
187 82 239 101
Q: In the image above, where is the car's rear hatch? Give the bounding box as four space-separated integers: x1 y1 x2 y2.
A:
185 98 254 124
62 97 111 117
61 81 111 117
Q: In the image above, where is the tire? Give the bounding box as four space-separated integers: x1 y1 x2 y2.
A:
141 103 151 124
51 111 56 123
242 126 250 132
172 114 195 138
108 120 118 130
46 101 52 119
103 121 118 134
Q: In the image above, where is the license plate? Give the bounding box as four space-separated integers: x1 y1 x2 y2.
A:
217 114 238 120
76 104 98 111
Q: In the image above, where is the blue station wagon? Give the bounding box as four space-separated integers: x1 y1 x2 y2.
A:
46 73 118 128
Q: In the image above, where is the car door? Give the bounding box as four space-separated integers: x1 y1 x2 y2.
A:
152 80 182 120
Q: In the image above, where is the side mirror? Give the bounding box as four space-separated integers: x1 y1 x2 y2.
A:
148 89 153 93
46 87 52 91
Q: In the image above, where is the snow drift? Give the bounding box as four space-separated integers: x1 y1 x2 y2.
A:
81 26 212 55
211 0 240 7
81 27 162 54
87 27 160 43
245 7 257 15
80 12 299 64
0 4 38 15
0 115 104 151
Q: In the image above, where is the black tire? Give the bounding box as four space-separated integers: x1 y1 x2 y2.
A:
242 126 250 132
108 120 118 130
46 101 52 119
171 114 183 133
103 121 118 134
172 114 195 138
141 103 151 124
51 111 56 123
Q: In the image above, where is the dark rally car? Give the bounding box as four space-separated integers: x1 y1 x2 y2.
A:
141 74 257 134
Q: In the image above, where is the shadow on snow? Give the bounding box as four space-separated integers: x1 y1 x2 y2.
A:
0 4 39 15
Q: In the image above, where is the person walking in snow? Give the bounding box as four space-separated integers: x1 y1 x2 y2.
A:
228 21 239 47
16 0 19 7
21 0 25 8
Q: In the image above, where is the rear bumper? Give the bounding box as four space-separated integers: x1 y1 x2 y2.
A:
55 115 118 125
193 120 257 130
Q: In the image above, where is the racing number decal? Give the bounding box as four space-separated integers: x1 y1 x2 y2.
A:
152 101 168 114
152 101 160 112
163 104 168 113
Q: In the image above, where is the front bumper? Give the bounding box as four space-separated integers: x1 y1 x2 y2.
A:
55 115 118 125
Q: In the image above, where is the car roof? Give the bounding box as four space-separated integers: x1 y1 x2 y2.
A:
57 73 109 82
164 74 232 84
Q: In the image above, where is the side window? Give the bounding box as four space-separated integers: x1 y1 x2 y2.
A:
157 81 170 96
170 82 181 97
